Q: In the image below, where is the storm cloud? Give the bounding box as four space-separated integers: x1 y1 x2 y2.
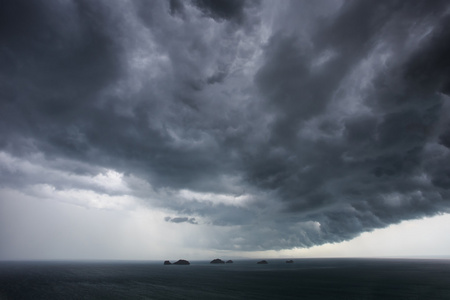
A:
165 217 198 225
1 0 450 253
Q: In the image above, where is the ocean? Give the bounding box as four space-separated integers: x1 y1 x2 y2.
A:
1 258 450 299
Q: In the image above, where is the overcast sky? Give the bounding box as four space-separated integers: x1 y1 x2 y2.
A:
1 0 450 260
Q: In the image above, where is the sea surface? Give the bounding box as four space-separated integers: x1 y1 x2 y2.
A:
1 258 450 299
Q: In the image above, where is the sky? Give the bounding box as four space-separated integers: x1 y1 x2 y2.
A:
1 0 450 261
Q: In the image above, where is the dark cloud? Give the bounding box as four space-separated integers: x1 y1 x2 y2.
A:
235 0 450 247
1 0 450 252
193 0 247 22
169 0 184 16
403 15 450 95
165 217 198 225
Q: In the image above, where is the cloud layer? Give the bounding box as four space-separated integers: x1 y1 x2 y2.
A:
1 0 450 253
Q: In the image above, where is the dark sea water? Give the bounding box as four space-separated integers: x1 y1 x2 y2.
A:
1 258 450 299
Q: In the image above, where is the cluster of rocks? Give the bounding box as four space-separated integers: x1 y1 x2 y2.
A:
164 258 294 265
256 260 268 264
163 259 190 265
210 258 233 264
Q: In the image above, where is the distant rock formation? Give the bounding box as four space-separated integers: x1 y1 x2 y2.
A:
173 259 190 265
257 260 268 264
163 260 172 265
286 260 294 263
210 258 225 264
226 260 233 264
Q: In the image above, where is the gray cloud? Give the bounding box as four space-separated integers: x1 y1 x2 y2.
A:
165 217 198 225
1 0 450 252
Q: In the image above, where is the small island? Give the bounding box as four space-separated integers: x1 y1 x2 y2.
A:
173 259 190 265
226 260 233 264
163 260 172 265
286 260 294 263
257 260 268 264
210 258 225 264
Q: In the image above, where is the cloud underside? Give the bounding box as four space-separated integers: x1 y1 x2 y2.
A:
1 0 450 251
